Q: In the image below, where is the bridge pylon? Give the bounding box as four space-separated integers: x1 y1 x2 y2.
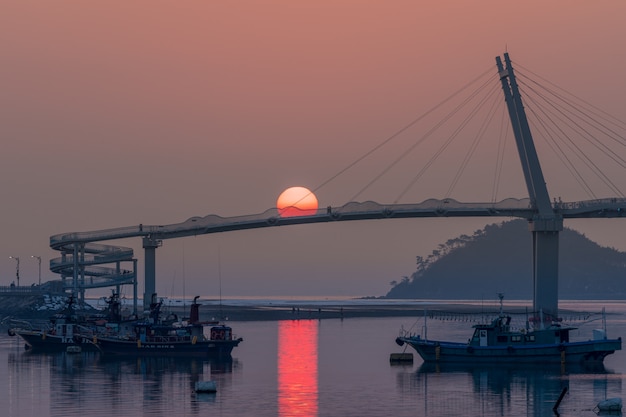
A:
496 53 563 322
142 236 162 311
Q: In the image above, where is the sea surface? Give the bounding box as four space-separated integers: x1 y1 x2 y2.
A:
1 300 625 417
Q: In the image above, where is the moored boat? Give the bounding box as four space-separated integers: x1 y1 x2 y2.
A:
7 294 110 353
88 295 242 357
395 296 621 365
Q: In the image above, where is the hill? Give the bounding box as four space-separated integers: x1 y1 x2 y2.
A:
385 219 626 300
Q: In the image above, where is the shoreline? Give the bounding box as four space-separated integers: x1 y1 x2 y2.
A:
164 299 620 322
181 302 532 322
1 292 617 323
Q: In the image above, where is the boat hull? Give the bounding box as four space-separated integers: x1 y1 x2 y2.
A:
91 336 242 357
15 330 98 353
397 336 621 364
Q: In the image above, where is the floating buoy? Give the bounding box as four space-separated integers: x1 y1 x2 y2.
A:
595 397 622 413
195 380 217 393
389 353 413 363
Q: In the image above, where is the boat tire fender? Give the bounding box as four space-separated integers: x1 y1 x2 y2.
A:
467 346 474 354
558 344 565 352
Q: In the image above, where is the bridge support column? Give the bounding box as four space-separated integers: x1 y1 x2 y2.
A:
532 229 560 320
72 244 86 302
142 237 161 311
133 259 138 316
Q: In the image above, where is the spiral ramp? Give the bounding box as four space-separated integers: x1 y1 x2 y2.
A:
49 226 146 309
50 242 136 289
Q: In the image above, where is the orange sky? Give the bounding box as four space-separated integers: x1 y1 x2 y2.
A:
1 1 626 297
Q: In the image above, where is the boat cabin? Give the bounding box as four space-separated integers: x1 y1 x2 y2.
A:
469 316 572 347
210 325 233 341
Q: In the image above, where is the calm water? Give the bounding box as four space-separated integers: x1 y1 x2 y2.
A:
1 301 625 417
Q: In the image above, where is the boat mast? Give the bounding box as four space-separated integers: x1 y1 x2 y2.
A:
496 53 563 323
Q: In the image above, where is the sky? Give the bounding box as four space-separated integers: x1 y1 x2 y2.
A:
1 1 626 299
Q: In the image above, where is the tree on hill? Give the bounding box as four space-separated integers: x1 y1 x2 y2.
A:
385 219 626 300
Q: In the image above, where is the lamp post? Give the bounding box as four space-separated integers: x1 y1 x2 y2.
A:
8 256 20 287
31 255 41 286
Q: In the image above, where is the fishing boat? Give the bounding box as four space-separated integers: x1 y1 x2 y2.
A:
88 295 242 357
7 293 123 353
395 295 621 365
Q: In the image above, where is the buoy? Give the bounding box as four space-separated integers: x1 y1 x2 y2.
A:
595 397 622 413
195 380 217 393
389 353 413 363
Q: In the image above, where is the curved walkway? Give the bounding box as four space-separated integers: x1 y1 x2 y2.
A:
49 197 626 300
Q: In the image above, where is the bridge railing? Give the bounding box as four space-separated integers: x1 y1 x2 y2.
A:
555 197 626 210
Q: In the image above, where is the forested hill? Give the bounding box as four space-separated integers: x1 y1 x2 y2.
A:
385 219 626 300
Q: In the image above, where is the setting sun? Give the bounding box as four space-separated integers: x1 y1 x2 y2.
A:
276 186 319 217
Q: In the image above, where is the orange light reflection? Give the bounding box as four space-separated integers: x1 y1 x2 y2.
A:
278 320 318 417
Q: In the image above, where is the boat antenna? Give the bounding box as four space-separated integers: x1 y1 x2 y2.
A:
218 243 223 320
497 292 504 316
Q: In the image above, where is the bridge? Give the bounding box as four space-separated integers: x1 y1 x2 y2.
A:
49 53 626 323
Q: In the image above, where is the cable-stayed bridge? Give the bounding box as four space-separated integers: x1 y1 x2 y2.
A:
49 53 626 323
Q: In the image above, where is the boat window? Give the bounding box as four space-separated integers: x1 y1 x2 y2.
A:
497 336 507 343
525 335 535 342
511 335 522 342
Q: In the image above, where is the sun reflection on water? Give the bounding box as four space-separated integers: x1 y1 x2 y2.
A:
278 320 318 417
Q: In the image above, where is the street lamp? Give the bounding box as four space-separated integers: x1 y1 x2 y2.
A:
31 255 42 286
8 256 20 287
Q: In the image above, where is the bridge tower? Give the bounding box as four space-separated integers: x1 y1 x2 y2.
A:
142 236 162 310
496 53 563 321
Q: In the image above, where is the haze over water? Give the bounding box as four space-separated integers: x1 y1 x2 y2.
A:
1 300 625 417
3 2 626 299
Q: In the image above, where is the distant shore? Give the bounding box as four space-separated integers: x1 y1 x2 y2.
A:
160 298 620 322
0 292 615 324
180 301 530 322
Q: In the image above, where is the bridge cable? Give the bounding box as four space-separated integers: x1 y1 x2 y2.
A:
518 75 625 197
308 66 495 203
524 101 598 199
351 74 496 204
444 84 503 199
519 74 626 150
518 76 626 168
522 91 614 198
491 103 510 203
513 60 626 198
514 62 626 134
520 87 601 198
394 78 498 203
